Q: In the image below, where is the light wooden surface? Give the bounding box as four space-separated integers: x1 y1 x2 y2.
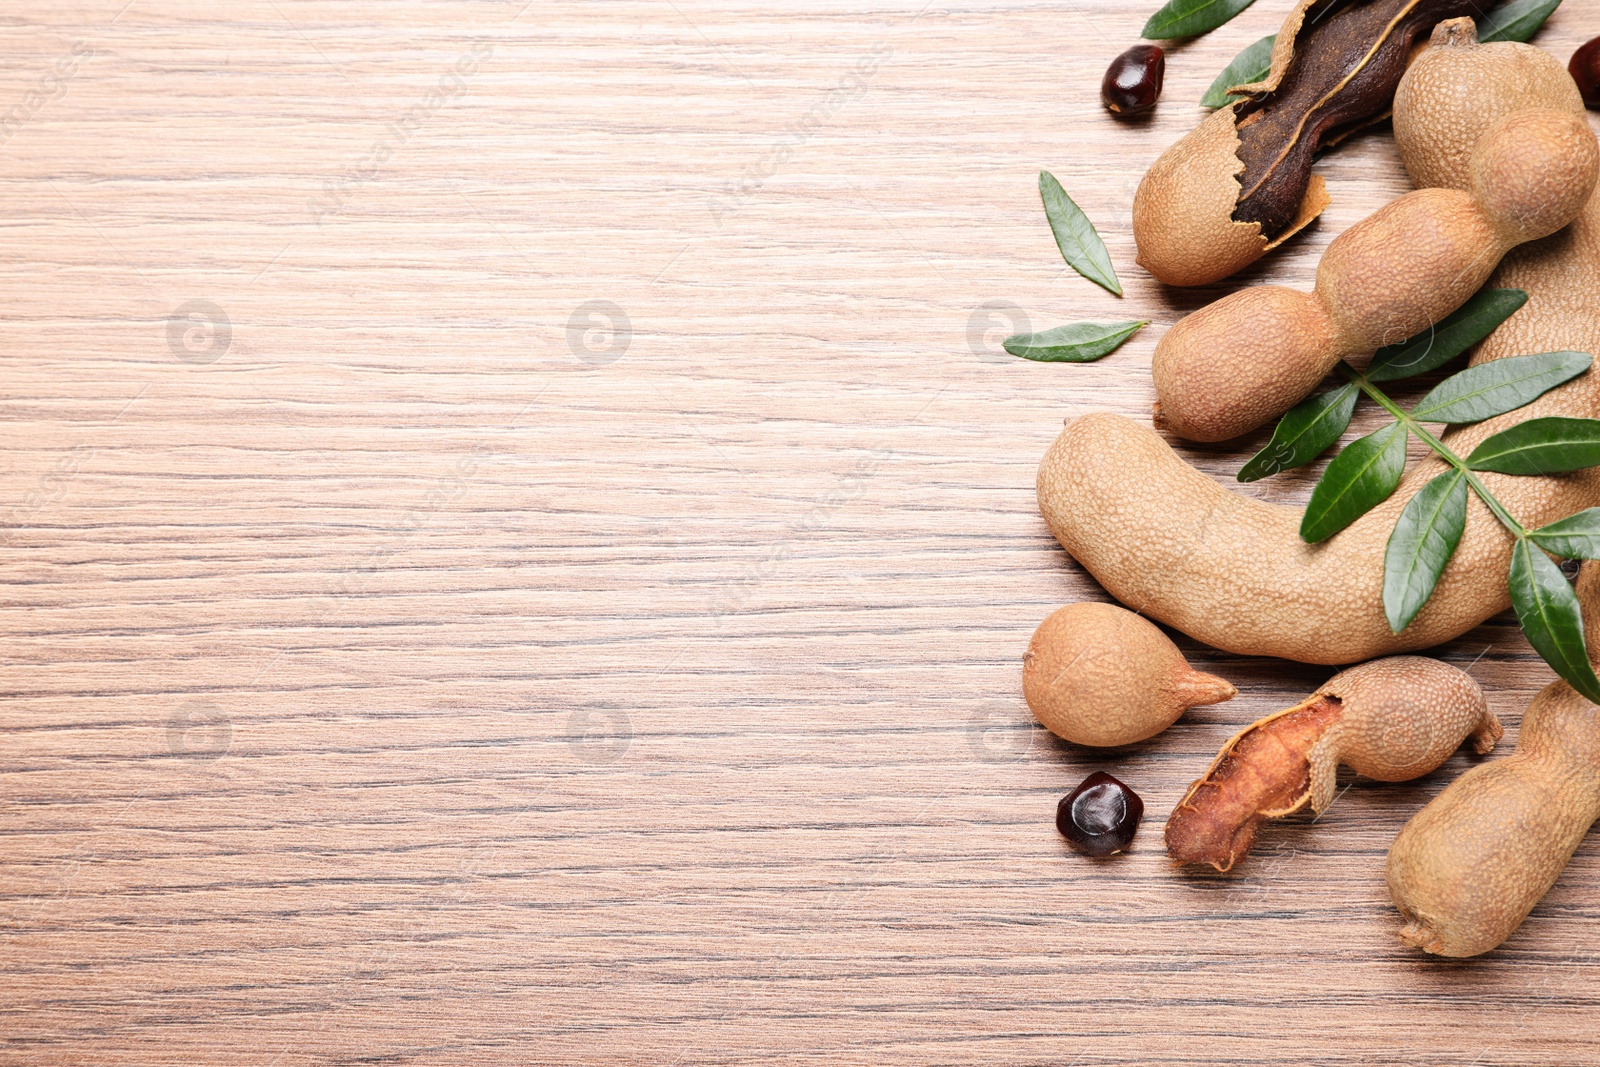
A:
4 1 1600 1063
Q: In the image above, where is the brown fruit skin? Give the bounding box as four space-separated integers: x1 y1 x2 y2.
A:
1022 602 1235 747
1386 566 1600 958
1038 406 1600 665
1168 657 1499 871
1132 107 1328 288
1152 109 1598 442
1150 287 1336 441
1394 20 1583 191
1394 18 1600 390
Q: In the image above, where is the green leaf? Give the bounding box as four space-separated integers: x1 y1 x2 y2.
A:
1237 384 1358 482
1509 537 1600 704
1383 469 1468 633
1532 509 1600 560
1477 0 1562 43
1003 320 1147 362
1143 0 1258 39
1300 422 1408 543
1366 289 1528 383
1411 350 1592 424
1200 34 1275 108
1038 171 1121 296
1466 417 1600 475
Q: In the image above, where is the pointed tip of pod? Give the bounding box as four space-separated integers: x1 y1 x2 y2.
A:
1176 670 1237 708
1397 919 1448 955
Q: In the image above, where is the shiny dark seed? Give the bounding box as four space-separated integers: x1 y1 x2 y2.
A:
1101 44 1165 116
1056 771 1143 857
1572 37 1600 110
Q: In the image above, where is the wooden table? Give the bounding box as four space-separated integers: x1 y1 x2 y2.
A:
5 1 1600 1062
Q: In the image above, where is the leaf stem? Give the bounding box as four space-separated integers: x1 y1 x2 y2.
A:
1340 362 1529 538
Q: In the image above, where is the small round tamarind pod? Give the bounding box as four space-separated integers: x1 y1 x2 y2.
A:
1151 107 1598 443
1166 657 1498 872
1394 19 1585 193
1022 602 1235 748
1386 565 1600 957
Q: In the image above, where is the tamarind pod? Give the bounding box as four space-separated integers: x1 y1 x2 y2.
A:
1167 656 1498 872
1038 356 1600 663
1022 602 1235 747
1150 108 1599 442
1394 20 1585 194
1133 0 1481 287
1386 565 1600 957
1394 20 1600 375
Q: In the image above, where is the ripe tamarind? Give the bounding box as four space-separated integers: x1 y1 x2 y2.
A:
1036 27 1600 664
1167 656 1498 872
1150 107 1597 443
1386 564 1600 957
1023 602 1235 747
1133 0 1481 287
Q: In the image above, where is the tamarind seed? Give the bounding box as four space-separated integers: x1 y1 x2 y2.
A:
1102 45 1164 115
1571 37 1600 110
1056 771 1143 856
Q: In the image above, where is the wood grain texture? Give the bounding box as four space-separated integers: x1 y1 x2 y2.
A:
3 1 1600 1063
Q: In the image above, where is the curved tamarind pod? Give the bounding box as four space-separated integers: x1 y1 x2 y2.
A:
1150 108 1598 442
1386 565 1600 957
1133 0 1481 287
1167 656 1498 872
1037 402 1600 665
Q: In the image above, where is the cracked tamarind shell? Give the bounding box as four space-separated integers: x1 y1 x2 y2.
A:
1133 0 1479 287
1166 656 1499 872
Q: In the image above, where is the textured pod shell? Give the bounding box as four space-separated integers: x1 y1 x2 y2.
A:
1313 188 1498 354
1039 5 1600 665
1468 109 1598 245
1022 602 1235 747
1386 680 1600 956
1037 409 1600 664
1388 567 1600 956
1151 287 1337 442
1152 109 1596 442
1131 107 1328 288
1394 19 1583 191
1307 657 1498 809
1165 656 1497 872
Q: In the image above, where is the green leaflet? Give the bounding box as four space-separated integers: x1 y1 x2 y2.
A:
1366 289 1528 383
1301 422 1408 543
1038 171 1122 296
1143 0 1258 40
1200 34 1275 108
1465 417 1600 475
1237 384 1358 482
1003 320 1147 362
1509 537 1600 704
1531 509 1600 560
1477 0 1562 43
1383 469 1468 633
1411 351 1592 424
